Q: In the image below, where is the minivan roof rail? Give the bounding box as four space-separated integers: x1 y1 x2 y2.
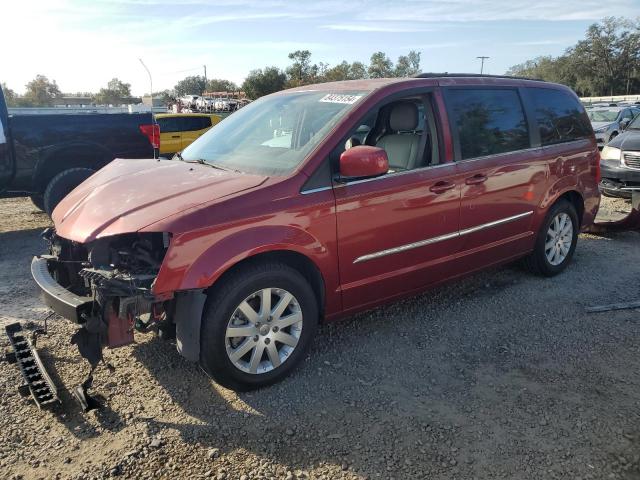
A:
413 72 546 82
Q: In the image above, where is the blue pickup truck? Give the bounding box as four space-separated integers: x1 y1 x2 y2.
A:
0 86 158 215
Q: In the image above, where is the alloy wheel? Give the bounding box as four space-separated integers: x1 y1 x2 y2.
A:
225 288 303 374
545 212 573 266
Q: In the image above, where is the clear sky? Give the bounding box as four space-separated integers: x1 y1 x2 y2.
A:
5 0 640 95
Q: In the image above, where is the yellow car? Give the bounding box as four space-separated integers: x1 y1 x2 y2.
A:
155 113 221 155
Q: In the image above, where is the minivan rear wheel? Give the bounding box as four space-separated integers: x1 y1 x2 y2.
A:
524 199 578 277
200 262 318 391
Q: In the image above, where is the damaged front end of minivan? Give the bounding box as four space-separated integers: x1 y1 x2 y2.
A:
31 228 176 410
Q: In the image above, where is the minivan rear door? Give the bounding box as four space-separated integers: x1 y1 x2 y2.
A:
444 87 547 264
0 86 15 190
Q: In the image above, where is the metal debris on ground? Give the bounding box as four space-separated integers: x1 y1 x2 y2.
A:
4 322 60 408
586 301 640 313
585 189 640 234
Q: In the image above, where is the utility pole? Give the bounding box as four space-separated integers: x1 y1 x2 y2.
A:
477 56 489 74
203 65 207 94
138 58 157 159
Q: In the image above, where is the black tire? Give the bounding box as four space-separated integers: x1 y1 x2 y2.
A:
200 262 318 391
30 195 45 212
43 168 95 217
524 199 579 277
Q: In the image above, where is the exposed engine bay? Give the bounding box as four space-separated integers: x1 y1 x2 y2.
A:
40 228 173 409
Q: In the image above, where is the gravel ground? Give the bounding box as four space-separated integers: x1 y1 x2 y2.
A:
1 196 639 480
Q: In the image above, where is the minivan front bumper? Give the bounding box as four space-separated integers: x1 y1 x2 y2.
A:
30 256 93 323
600 157 640 198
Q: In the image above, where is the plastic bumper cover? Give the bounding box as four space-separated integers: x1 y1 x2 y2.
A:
31 256 93 323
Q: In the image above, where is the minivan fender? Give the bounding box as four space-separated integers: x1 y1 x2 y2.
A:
539 175 581 211
153 224 332 296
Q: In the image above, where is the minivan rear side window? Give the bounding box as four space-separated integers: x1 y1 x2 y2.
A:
528 88 591 146
446 89 529 160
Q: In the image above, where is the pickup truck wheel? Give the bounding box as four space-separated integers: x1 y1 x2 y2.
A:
30 195 45 212
43 168 95 217
601 187 631 199
200 262 318 391
524 199 578 277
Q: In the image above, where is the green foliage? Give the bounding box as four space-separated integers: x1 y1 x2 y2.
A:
206 78 239 92
507 17 640 96
93 78 132 105
368 52 394 78
286 50 318 87
242 49 422 99
173 75 207 97
23 75 61 106
349 61 368 80
242 67 287 99
394 51 422 77
323 61 369 81
151 89 174 104
1 83 17 107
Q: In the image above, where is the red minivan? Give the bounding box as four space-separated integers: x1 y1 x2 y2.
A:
32 75 600 392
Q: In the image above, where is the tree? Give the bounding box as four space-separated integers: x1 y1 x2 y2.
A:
349 61 368 80
569 17 640 96
23 75 61 106
174 75 207 97
242 67 287 99
506 17 640 96
324 61 352 82
368 52 393 78
151 89 174 104
206 78 238 92
1 83 17 107
286 50 318 87
94 78 132 105
394 51 422 77
322 61 369 82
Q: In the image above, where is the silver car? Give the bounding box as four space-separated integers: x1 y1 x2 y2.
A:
588 106 640 148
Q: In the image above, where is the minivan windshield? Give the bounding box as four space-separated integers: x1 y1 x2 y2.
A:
628 114 640 130
181 91 366 175
587 109 619 122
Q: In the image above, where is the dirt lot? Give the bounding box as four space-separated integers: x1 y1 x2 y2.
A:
1 196 639 480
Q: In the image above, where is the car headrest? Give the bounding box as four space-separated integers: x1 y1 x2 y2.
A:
389 102 418 131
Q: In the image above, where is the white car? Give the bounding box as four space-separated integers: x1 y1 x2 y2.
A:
179 95 200 109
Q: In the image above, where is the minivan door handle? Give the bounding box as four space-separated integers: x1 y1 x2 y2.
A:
465 174 488 185
429 181 456 194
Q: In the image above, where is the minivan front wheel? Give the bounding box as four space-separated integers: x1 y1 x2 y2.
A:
200 262 318 391
525 200 578 277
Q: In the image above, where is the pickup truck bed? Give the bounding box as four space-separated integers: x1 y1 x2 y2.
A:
0 86 157 215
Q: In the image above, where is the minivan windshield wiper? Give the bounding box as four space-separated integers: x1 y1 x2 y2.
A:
182 157 241 173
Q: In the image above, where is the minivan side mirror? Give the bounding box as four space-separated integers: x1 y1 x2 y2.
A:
339 145 388 180
620 119 630 131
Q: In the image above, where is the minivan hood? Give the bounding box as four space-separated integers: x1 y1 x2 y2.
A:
608 129 640 151
52 158 267 243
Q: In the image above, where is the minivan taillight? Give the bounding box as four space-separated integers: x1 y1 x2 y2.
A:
139 123 160 149
595 150 601 183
